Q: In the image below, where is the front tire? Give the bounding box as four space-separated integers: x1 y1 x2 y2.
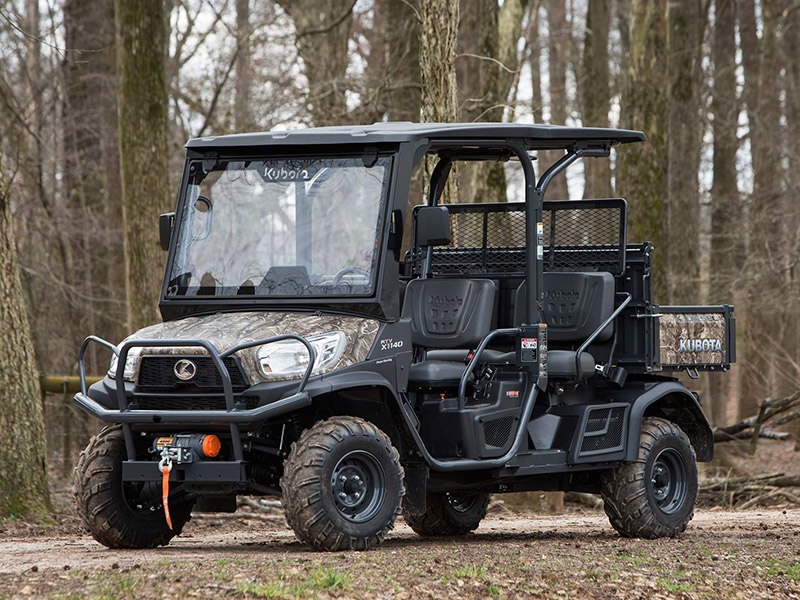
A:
601 417 698 539
73 426 193 549
405 492 490 536
280 417 404 551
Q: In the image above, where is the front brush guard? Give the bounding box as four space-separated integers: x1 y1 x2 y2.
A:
74 334 317 463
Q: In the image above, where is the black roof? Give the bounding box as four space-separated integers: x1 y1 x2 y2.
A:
185 122 646 150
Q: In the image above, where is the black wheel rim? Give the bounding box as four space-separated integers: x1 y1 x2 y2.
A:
446 493 480 514
650 448 688 515
331 450 386 523
123 481 164 516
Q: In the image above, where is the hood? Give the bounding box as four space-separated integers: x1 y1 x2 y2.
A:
125 311 380 383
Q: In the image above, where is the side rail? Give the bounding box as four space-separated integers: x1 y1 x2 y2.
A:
74 334 316 425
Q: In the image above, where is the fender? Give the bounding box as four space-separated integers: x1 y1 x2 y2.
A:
311 369 425 450
623 381 713 462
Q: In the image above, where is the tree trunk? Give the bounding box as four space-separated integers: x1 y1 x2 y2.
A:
353 0 390 124
739 0 784 418
581 0 611 198
234 0 253 132
387 0 421 122
277 0 355 126
420 0 460 203
530 3 543 120
388 0 423 250
115 0 171 332
460 0 527 204
458 0 500 123
781 0 800 422
63 0 124 371
664 0 704 304
708 0 741 426
0 153 51 518
542 0 569 200
617 0 668 298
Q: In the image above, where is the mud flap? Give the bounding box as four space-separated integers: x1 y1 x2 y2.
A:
402 462 428 516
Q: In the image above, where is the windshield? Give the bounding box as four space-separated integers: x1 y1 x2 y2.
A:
167 156 391 298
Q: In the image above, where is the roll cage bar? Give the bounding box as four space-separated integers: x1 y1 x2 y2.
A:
421 139 615 326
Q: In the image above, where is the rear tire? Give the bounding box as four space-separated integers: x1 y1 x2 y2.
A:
73 426 193 549
601 417 698 539
405 492 490 536
281 417 404 551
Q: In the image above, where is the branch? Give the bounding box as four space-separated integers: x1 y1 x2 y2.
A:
196 45 240 137
296 0 357 37
456 53 521 75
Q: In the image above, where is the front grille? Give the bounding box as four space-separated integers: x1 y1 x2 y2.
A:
134 395 259 411
483 417 515 448
137 356 249 392
580 406 626 455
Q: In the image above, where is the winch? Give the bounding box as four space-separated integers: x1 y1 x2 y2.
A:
152 434 221 530
152 433 221 464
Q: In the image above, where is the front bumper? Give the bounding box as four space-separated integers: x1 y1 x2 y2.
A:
74 334 317 470
73 388 311 424
74 334 316 426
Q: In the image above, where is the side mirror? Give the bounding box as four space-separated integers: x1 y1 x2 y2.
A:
415 206 452 247
159 212 175 251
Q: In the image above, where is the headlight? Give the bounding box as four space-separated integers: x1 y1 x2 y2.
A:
108 347 142 380
257 331 346 379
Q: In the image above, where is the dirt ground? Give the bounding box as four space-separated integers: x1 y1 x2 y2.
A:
1 503 799 600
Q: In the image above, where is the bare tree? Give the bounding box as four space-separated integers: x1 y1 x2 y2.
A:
664 0 705 304
0 147 51 518
708 0 741 426
529 2 543 120
234 0 253 132
739 0 786 417
781 0 800 419
276 0 356 126
115 0 171 331
617 0 668 296
63 0 124 371
420 0 459 203
580 0 611 198
542 0 569 200
387 0 421 122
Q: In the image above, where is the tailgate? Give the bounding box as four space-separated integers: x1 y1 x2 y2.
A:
654 305 735 371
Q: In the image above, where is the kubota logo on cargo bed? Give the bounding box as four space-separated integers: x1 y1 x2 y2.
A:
679 338 722 353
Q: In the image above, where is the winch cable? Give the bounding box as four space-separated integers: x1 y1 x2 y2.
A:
159 456 174 530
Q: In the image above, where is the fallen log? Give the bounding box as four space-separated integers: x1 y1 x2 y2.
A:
712 390 800 446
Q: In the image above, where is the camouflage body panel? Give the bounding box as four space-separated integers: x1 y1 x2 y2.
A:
125 312 380 383
658 312 728 366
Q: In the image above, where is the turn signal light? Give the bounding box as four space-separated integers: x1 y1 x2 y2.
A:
201 434 222 458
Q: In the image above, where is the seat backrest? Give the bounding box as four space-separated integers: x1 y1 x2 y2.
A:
402 278 496 349
515 272 615 343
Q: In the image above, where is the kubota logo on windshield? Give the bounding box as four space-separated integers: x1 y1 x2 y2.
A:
264 166 313 182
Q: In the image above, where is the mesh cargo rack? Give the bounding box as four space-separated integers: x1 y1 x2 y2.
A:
408 199 627 277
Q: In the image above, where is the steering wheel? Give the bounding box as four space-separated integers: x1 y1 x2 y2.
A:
331 267 371 286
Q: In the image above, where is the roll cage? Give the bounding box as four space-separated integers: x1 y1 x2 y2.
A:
160 123 646 322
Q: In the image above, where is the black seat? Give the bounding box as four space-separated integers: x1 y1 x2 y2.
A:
408 361 469 387
515 272 616 379
402 278 497 387
548 350 596 378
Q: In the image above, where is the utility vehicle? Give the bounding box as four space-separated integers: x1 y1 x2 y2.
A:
73 123 735 551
